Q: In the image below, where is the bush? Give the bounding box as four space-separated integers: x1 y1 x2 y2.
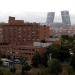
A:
22 64 31 73
10 67 16 73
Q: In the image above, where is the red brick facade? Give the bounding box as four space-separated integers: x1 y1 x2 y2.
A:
0 16 50 61
0 16 49 45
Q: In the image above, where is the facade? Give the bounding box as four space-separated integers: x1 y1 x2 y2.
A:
0 16 50 62
46 12 55 24
0 44 48 61
0 16 49 45
61 11 71 26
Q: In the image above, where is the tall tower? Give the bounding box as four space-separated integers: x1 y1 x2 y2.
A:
46 12 55 24
61 11 71 26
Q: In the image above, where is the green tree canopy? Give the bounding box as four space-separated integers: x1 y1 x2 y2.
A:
42 52 48 67
72 44 75 54
51 47 60 60
19 56 26 66
73 40 75 44
51 45 70 62
49 36 53 38
61 35 69 40
48 59 62 75
70 55 75 70
31 51 42 67
22 64 31 73
64 40 69 45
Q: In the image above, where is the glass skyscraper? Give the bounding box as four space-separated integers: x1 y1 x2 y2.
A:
46 12 55 24
61 11 71 26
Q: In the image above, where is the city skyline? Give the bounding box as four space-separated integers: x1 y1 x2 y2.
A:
0 12 75 25
0 0 75 24
46 12 55 24
61 11 71 26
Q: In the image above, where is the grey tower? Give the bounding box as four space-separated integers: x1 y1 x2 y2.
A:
46 12 55 24
61 11 71 26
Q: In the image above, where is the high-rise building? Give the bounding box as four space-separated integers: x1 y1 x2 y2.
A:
0 16 49 45
46 12 55 24
61 11 71 26
0 16 50 62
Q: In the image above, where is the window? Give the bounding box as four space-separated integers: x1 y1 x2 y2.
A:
0 32 2 33
0 29 2 30
29 53 31 55
32 49 35 51
23 29 26 30
32 32 35 33
18 36 21 37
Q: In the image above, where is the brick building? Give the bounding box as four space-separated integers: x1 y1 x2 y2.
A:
0 16 49 45
0 16 50 62
0 44 47 61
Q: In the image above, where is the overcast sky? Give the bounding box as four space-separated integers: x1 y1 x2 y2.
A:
0 0 75 24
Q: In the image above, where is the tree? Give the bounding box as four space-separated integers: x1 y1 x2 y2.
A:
73 40 75 44
64 40 68 45
10 66 16 73
54 36 58 38
0 57 2 66
70 55 75 70
61 35 69 40
60 45 70 62
19 56 26 66
68 43 73 49
42 52 48 67
50 36 53 38
51 44 70 62
65 65 73 75
51 47 60 60
72 44 75 54
32 51 42 67
22 64 31 74
51 43 61 50
48 59 62 75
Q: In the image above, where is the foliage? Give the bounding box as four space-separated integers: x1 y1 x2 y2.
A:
19 56 26 66
73 40 75 44
22 64 31 73
60 45 70 62
72 44 75 54
10 66 16 73
64 40 68 45
54 36 58 38
48 59 62 75
51 44 70 62
51 47 60 60
42 52 48 67
49 36 53 38
31 51 42 67
68 43 73 48
0 57 2 66
70 55 75 70
0 69 11 75
61 35 69 40
65 65 73 75
51 43 61 50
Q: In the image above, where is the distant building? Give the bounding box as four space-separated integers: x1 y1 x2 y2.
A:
46 12 55 25
61 11 71 26
50 22 67 28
